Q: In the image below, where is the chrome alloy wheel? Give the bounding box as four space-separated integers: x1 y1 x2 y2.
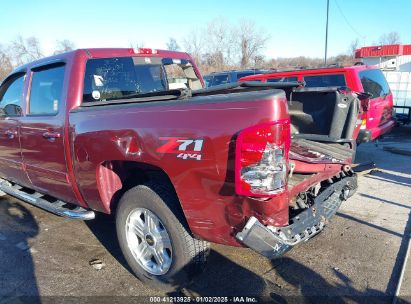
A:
125 208 173 275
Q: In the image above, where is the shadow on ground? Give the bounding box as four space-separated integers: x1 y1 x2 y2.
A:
86 214 391 303
0 198 40 303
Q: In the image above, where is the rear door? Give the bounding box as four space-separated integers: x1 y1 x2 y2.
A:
19 63 78 203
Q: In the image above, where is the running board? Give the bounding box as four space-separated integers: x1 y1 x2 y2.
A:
0 179 95 220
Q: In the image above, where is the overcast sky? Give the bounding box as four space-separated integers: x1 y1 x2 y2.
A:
1 0 410 59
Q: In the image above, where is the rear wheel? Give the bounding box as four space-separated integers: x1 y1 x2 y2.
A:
116 183 210 291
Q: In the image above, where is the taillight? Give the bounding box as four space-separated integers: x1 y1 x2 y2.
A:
132 48 158 55
360 118 367 129
235 121 290 197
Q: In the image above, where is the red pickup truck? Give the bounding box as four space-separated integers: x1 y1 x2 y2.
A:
0 48 359 290
240 65 395 143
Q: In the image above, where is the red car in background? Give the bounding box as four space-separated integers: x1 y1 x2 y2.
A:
240 65 395 143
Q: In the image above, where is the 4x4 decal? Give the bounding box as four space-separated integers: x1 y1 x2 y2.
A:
157 137 204 161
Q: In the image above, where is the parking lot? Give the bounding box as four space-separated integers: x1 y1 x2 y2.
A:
1 126 410 303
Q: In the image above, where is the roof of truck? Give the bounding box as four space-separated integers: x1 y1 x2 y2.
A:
239 64 379 82
11 48 194 74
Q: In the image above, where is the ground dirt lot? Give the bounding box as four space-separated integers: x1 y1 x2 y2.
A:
1 126 410 303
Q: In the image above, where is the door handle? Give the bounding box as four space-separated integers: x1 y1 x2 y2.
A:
43 131 61 141
5 130 17 139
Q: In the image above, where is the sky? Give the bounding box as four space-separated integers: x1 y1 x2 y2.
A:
1 0 410 59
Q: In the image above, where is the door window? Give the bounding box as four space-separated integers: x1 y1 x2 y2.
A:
212 74 229 86
0 73 25 116
29 65 65 115
303 74 346 87
267 77 298 83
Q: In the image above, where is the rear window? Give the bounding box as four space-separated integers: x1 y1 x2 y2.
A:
267 77 298 83
303 74 346 87
82 56 201 103
359 69 390 98
83 57 166 102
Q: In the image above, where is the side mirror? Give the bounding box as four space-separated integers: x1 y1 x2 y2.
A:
1 104 23 117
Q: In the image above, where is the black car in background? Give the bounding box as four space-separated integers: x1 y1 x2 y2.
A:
204 69 270 87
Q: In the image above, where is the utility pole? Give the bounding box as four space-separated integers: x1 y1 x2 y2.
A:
324 0 330 65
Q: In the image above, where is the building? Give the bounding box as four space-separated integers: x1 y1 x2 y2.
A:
355 44 411 113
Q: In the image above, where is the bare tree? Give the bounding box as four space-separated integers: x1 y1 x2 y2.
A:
166 38 180 51
236 19 269 68
204 18 236 70
348 39 360 56
379 31 401 45
182 18 271 72
54 39 75 54
253 55 266 69
10 35 43 66
0 45 13 81
183 29 204 66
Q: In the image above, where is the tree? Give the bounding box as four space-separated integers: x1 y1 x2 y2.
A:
348 39 360 56
236 19 269 68
379 32 401 45
182 18 270 71
0 45 13 81
204 18 236 70
253 55 265 69
54 39 75 54
183 29 204 67
10 35 43 66
166 38 180 51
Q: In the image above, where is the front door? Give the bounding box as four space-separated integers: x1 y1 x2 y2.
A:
0 72 30 186
19 63 77 203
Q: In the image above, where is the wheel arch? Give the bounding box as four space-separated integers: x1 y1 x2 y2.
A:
96 160 182 217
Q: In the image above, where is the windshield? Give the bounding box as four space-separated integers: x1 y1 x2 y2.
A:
83 56 201 103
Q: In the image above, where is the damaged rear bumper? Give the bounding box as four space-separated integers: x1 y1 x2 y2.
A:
236 174 357 259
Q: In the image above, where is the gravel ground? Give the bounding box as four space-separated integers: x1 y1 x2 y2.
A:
0 126 410 303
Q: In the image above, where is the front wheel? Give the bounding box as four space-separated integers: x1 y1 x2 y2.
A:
116 183 210 291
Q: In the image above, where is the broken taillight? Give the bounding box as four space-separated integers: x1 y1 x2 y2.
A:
235 121 290 197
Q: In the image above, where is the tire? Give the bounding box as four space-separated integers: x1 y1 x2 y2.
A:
116 182 210 291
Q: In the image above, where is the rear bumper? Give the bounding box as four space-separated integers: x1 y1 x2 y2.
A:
236 174 357 259
369 119 395 141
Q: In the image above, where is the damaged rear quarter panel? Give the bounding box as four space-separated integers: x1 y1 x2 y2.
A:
69 92 291 246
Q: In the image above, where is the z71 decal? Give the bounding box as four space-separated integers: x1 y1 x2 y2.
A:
157 137 204 161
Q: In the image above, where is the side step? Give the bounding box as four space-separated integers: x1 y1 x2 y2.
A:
0 179 95 220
